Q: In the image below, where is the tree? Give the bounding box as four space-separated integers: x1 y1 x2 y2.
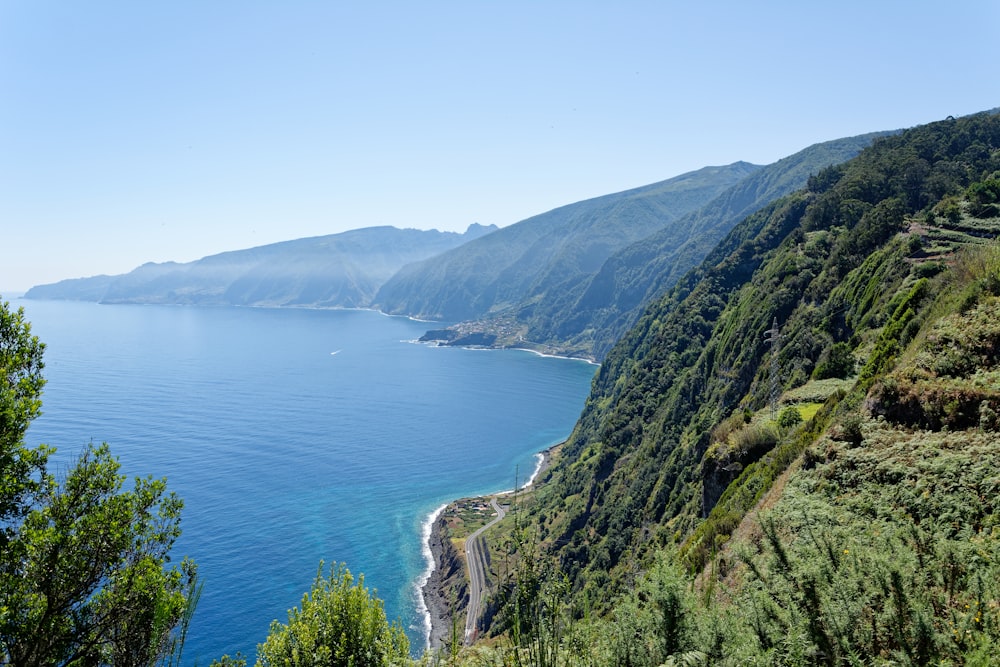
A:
0 298 197 666
0 299 47 536
966 178 1000 218
255 562 410 667
811 341 855 380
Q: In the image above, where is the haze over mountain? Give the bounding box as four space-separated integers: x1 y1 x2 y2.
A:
25 224 496 308
371 162 760 324
28 129 889 362
519 131 892 359
382 132 889 360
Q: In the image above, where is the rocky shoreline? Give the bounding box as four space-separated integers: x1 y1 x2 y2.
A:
422 510 467 649
418 318 598 363
420 446 557 650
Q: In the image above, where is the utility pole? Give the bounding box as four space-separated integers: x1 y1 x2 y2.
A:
764 318 780 420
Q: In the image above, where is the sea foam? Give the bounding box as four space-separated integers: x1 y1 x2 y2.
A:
416 502 448 649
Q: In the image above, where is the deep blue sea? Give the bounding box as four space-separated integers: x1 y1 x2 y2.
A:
17 299 596 662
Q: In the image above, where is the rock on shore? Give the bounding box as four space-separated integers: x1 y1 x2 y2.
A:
422 512 468 649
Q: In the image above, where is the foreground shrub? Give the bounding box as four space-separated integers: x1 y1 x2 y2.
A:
256 562 409 667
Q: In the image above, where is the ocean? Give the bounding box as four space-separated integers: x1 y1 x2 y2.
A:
17 299 597 662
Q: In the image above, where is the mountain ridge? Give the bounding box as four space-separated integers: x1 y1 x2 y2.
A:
25 224 496 308
406 131 890 361
469 111 1000 654
371 162 762 323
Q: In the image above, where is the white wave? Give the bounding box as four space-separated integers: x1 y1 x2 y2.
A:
415 502 448 651
515 347 600 366
523 452 546 488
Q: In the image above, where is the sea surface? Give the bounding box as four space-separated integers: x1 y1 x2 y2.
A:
17 299 597 662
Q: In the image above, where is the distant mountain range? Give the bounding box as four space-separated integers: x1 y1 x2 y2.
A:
24 224 496 308
26 130 890 361
376 132 890 359
372 162 761 324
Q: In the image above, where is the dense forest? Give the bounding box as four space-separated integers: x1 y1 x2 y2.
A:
4 111 1000 665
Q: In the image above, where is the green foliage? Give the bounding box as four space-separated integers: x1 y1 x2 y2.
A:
732 516 1000 665
255 562 409 667
682 392 843 575
932 194 963 223
811 342 855 380
857 277 930 385
526 134 884 359
0 298 197 667
0 299 48 533
776 407 803 429
965 178 1000 218
732 421 781 455
502 112 1000 633
598 553 702 667
487 494 572 667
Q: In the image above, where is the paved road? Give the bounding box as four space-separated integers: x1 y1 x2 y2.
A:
464 497 506 644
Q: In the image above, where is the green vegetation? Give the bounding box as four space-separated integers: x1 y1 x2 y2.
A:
8 110 1000 665
438 111 1000 664
255 563 410 667
385 134 884 361
0 298 198 667
525 132 889 360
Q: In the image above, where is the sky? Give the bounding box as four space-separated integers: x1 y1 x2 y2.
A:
2 1 998 293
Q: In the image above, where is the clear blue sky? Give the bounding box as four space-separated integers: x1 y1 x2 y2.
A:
2 1 998 292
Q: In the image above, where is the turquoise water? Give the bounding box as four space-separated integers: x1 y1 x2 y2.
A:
19 300 596 662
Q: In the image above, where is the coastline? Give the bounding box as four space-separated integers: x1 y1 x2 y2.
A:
416 503 448 648
418 443 558 651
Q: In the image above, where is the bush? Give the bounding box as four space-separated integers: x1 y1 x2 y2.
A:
966 178 1000 218
776 406 803 429
256 562 409 667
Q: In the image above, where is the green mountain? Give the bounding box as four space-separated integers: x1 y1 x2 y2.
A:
25 224 496 307
371 163 762 323
392 134 887 361
452 111 1000 663
516 132 891 360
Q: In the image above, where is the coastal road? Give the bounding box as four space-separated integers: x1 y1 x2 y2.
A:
464 497 506 644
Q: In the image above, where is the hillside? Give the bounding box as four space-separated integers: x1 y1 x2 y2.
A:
518 131 891 360
407 132 887 361
438 111 1000 663
25 224 496 308
371 162 761 323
